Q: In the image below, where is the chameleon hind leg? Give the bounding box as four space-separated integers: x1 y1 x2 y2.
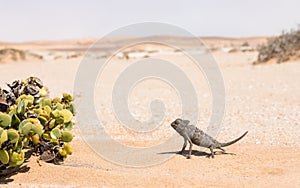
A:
209 146 215 158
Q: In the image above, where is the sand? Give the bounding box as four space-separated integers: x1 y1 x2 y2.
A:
0 37 300 187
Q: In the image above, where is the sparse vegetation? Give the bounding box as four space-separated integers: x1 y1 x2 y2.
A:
255 27 300 64
241 41 249 47
0 48 43 63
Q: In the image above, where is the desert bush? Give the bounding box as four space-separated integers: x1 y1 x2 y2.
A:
255 28 300 64
0 77 75 175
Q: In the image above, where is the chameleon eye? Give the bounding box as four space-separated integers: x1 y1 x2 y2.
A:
175 119 181 124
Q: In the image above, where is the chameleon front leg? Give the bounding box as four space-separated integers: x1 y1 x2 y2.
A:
179 138 187 154
187 137 193 159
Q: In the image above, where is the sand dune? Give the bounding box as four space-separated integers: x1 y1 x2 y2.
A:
0 36 267 64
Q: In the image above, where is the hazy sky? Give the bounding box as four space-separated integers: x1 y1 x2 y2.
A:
1 0 300 42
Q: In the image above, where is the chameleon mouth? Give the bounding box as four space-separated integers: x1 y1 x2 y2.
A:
171 118 182 128
171 121 178 129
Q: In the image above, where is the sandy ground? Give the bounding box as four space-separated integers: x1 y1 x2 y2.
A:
0 39 300 187
2 140 300 187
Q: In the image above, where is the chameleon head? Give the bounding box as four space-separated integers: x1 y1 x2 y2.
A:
171 118 183 129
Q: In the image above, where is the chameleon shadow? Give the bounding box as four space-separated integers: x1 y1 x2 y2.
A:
157 150 210 157
158 150 236 158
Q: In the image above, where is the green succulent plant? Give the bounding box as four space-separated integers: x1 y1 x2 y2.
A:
0 77 75 175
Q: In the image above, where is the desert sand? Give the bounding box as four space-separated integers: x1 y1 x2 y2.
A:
0 37 300 187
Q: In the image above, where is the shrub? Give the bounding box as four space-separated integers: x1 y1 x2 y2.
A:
0 77 75 175
255 28 300 64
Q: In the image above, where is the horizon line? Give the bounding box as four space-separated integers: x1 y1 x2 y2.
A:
0 34 272 44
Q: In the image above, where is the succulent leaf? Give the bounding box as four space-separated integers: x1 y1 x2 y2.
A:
64 143 73 155
62 93 73 102
7 129 19 143
17 99 26 115
58 149 67 157
61 109 73 123
32 134 40 145
0 130 8 145
50 127 61 139
49 119 56 129
61 131 73 142
0 112 12 127
18 119 29 132
0 150 9 164
38 116 47 125
64 121 72 131
69 102 76 115
39 98 52 108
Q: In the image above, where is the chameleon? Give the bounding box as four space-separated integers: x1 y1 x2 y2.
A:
171 118 248 159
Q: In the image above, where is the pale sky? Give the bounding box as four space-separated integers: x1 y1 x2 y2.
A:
1 0 300 42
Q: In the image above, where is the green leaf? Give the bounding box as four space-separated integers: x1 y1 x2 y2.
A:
0 150 9 164
64 121 73 131
7 129 19 143
17 99 26 115
0 130 8 146
0 112 11 127
61 131 73 142
61 109 73 123
50 128 61 139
